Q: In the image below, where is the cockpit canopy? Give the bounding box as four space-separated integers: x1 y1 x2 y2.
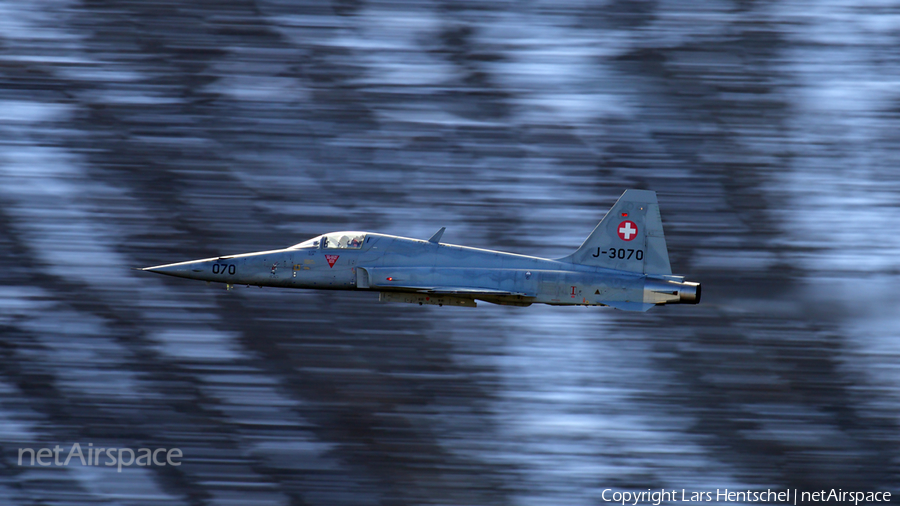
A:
289 232 367 250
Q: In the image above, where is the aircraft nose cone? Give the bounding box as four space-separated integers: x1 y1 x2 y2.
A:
141 260 209 279
143 264 181 274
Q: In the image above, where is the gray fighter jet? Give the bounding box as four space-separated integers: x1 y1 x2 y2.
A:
141 189 699 311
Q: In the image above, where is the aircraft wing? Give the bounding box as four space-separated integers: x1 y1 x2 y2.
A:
388 285 531 297
361 267 535 297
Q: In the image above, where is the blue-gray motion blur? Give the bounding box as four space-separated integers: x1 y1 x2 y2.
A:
2 0 900 505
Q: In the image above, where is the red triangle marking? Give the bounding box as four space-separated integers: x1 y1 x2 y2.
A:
325 255 339 268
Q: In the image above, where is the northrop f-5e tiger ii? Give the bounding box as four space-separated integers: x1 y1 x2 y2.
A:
142 189 699 312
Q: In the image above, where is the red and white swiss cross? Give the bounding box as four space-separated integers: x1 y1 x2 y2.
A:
617 220 638 241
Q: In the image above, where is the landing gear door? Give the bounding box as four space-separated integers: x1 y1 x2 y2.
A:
356 267 370 289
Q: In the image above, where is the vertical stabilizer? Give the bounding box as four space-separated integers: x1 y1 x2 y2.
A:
559 189 672 275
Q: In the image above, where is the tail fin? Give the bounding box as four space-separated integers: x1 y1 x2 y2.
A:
559 189 672 275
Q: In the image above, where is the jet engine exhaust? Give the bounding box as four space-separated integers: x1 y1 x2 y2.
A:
643 278 701 305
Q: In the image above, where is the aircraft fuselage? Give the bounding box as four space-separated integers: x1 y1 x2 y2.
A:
144 234 695 310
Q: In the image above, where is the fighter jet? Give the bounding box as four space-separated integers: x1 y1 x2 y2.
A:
141 189 699 311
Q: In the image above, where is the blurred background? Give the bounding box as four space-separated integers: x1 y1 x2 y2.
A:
1 0 899 504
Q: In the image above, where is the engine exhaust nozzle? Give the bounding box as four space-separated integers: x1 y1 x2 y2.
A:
643 279 701 305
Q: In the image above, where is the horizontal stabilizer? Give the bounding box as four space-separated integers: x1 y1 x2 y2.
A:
601 301 655 312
